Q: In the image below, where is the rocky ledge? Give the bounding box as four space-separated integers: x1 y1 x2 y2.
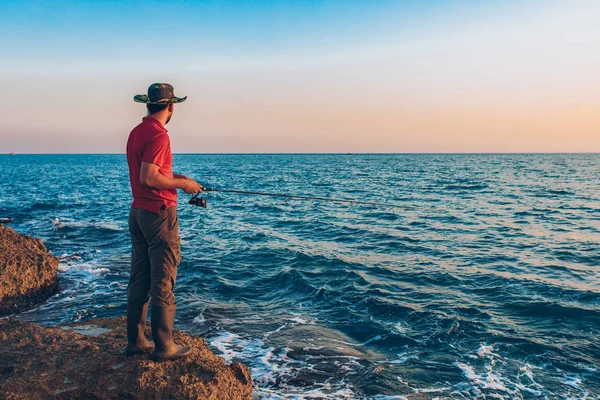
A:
0 317 253 399
0 224 59 316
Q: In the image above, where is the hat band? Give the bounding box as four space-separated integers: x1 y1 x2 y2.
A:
150 97 175 103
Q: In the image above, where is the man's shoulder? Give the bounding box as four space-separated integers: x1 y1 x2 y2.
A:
131 119 168 141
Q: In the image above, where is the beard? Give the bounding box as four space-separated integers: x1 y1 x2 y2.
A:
165 112 172 125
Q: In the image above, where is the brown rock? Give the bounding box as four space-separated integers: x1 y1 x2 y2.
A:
0 225 59 316
0 317 253 399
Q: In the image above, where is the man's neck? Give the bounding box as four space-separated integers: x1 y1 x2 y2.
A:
148 111 169 127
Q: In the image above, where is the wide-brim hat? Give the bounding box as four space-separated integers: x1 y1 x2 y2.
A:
134 83 187 104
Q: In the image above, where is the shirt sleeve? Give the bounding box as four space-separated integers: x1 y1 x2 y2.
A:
142 133 170 167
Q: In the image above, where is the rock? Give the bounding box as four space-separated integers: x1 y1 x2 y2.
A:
0 225 59 316
0 317 253 399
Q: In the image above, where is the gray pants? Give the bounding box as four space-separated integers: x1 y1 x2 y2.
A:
128 206 181 307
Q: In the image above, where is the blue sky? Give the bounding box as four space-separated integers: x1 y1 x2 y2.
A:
3 0 502 73
1 0 599 153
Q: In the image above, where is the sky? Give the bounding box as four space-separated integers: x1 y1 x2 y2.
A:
0 0 599 153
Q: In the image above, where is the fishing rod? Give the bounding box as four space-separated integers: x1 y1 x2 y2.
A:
189 187 393 208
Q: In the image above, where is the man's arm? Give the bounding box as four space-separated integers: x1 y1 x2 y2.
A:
140 162 202 194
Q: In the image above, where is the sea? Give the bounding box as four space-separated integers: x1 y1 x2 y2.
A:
1 154 599 399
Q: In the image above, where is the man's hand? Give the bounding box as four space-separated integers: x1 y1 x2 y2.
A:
181 179 203 194
173 173 203 193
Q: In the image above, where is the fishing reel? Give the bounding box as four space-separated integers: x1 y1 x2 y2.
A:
188 192 207 208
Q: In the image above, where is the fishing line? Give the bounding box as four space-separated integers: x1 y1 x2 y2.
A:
189 187 395 208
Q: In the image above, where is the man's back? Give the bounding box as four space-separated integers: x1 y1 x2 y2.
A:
126 115 177 214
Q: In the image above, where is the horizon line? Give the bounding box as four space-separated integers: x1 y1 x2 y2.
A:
3 152 600 156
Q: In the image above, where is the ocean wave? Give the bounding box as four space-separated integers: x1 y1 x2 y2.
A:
503 300 600 320
53 218 125 233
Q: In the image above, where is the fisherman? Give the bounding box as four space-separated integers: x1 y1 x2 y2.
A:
125 83 202 361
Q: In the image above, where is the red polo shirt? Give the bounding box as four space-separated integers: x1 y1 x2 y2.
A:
126 116 177 214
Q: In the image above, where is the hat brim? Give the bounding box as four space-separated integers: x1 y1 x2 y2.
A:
133 94 187 104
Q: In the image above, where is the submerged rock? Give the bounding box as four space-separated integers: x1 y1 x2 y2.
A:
0 317 253 399
0 224 59 316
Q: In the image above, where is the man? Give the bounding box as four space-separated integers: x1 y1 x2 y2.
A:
125 83 202 362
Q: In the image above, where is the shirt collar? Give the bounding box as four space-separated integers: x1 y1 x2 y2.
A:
143 115 168 132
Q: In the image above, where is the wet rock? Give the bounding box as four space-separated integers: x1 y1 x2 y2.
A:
0 317 253 399
0 224 59 316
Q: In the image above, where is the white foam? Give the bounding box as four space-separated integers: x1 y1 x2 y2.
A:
414 387 450 394
362 334 384 345
451 344 562 398
61 254 83 262
210 331 280 385
193 313 206 324
52 218 124 231
264 324 286 338
210 329 363 398
210 332 242 363
386 350 417 364
264 315 314 339
455 362 510 393
301 346 325 351
517 363 541 386
396 375 450 396
392 322 408 335
58 262 110 276
285 316 311 324
561 376 582 388
93 222 124 231
477 344 494 357
254 386 358 400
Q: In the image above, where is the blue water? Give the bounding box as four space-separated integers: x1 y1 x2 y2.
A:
1 154 599 398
